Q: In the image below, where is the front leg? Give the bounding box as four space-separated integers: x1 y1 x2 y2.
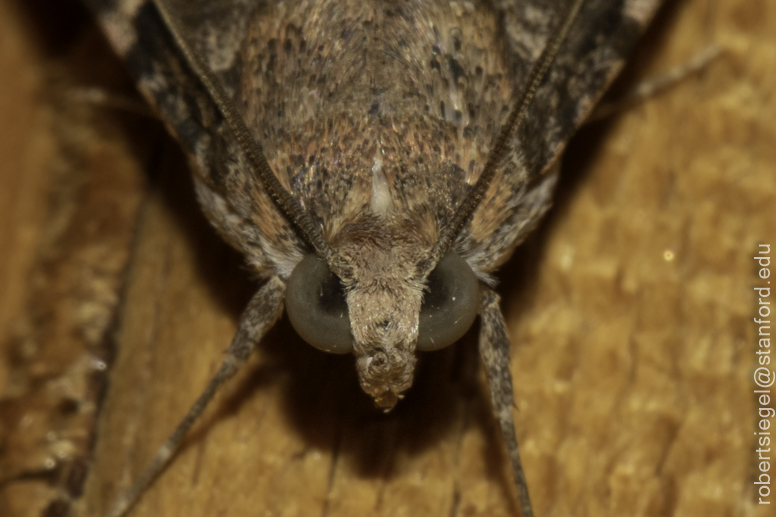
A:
479 286 533 517
106 276 287 517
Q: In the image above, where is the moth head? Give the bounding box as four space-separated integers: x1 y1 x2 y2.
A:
285 251 480 409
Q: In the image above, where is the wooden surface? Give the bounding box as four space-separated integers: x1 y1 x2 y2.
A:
0 1 150 515
1 0 774 516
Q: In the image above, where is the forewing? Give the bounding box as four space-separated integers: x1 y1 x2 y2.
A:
84 0 305 277
460 0 663 275
86 0 663 278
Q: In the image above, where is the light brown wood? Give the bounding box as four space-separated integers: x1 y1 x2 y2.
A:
1 0 774 516
0 1 149 515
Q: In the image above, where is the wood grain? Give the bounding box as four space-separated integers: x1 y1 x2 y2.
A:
0 0 773 516
0 1 149 515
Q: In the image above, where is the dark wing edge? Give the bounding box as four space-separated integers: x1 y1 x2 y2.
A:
83 0 307 278
460 0 664 276
514 0 665 174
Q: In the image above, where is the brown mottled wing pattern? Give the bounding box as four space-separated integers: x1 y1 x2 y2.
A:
463 0 662 275
86 0 660 283
169 0 661 275
85 0 305 279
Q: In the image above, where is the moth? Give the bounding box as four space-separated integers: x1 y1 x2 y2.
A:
84 0 663 515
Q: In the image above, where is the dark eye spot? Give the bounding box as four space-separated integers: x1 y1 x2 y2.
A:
286 255 352 354
417 252 480 351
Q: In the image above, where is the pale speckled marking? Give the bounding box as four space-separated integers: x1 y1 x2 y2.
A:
369 151 392 215
97 0 145 54
625 0 659 23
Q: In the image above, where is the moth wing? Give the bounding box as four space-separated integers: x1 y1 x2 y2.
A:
86 0 305 276
462 0 663 274
154 0 663 278
87 0 664 279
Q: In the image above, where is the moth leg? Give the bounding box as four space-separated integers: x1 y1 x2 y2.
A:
106 276 287 517
590 43 721 121
478 287 534 517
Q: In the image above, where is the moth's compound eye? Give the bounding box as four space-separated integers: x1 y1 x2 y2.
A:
417 252 480 351
286 254 353 354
